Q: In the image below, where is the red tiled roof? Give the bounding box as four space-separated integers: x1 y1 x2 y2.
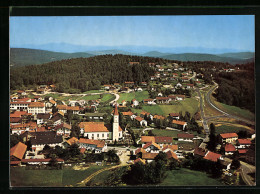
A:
141 136 155 143
15 98 31 102
169 113 179 117
143 99 154 102
172 120 187 125
156 97 170 100
135 148 147 155
238 139 251 145
220 133 238 139
162 144 178 152
143 142 161 150
193 147 207 157
10 142 27 160
21 158 64 163
176 95 185 98
28 102 45 108
67 137 79 146
10 101 31 105
122 111 134 116
203 151 222 162
225 143 236 152
166 150 178 160
10 111 28 118
153 115 165 120
10 117 22 123
79 122 110 132
80 148 86 154
238 149 248 154
78 138 105 148
142 153 158 160
135 116 144 122
177 133 194 139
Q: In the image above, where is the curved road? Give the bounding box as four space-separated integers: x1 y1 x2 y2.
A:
205 82 255 125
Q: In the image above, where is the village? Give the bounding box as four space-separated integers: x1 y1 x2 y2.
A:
10 61 255 186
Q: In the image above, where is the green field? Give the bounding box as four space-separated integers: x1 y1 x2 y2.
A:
159 168 224 186
215 102 255 122
118 91 149 102
10 165 106 187
215 124 252 135
83 90 104 94
138 97 199 117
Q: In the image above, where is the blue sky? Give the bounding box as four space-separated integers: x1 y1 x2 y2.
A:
10 15 255 52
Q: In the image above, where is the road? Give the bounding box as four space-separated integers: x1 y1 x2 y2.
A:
136 127 154 144
224 158 256 186
110 92 120 104
205 82 255 125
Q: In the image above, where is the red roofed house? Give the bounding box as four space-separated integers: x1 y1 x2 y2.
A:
224 143 236 155
166 150 178 160
220 133 238 144
176 95 185 101
54 123 72 137
154 136 173 145
169 113 180 120
142 153 159 163
78 138 107 153
193 147 207 157
177 133 194 142
134 116 148 127
141 136 155 144
10 142 27 165
172 120 187 130
143 142 161 153
134 158 146 165
122 111 134 117
10 100 31 111
143 99 156 105
203 151 223 162
66 137 79 146
156 97 171 104
236 139 252 149
28 102 45 114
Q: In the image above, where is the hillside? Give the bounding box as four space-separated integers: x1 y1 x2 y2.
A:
216 52 254 59
161 53 254 65
10 48 94 67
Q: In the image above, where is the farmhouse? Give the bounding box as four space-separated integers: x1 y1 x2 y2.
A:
236 139 252 149
220 133 238 144
224 143 236 155
143 98 156 105
134 116 148 127
78 138 107 153
54 123 72 137
177 133 194 142
156 97 170 104
203 151 223 162
10 142 27 165
172 120 187 130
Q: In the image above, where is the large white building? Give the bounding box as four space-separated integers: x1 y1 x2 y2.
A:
28 102 45 114
79 105 122 141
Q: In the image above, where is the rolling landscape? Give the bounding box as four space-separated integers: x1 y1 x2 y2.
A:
10 47 254 67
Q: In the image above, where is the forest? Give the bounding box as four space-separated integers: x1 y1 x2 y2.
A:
10 54 172 93
213 62 255 113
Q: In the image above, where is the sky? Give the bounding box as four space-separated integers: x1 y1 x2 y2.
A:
10 15 255 52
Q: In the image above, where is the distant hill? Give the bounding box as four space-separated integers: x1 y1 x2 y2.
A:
216 52 255 59
142 51 171 57
86 49 138 56
10 48 94 67
160 53 254 65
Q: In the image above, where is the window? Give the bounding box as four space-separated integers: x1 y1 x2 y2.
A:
102 134 104 137
97 134 99 138
107 134 109 137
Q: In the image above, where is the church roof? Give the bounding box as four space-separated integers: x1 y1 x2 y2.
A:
114 105 119 115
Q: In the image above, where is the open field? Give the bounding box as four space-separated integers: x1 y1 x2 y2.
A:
159 168 224 186
211 96 255 122
82 90 104 94
10 165 107 187
118 91 149 102
214 123 254 135
149 128 205 139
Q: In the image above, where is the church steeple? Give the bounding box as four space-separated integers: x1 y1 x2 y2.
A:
112 104 119 141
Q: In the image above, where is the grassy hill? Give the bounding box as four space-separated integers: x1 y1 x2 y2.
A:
10 48 94 67
161 53 254 65
216 52 254 59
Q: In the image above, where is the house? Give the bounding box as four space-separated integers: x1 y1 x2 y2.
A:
143 142 161 153
157 92 163 97
17 90 27 96
224 143 236 155
134 116 148 127
10 117 22 124
143 99 156 105
203 151 223 162
193 147 207 157
10 101 31 111
162 144 178 153
168 95 177 101
122 111 134 117
78 138 107 153
68 100 85 107
51 114 63 126
36 113 51 125
136 88 143 92
66 137 79 146
141 136 156 144
10 122 38 135
181 77 189 82
120 100 127 106
186 84 194 89
176 95 185 101
28 102 46 114
154 136 173 145
57 105 80 114
220 133 238 144
85 113 106 120
165 150 178 160
141 82 147 86
54 123 72 137
172 120 187 130
140 111 153 120
132 99 139 107
236 139 252 149
177 133 194 142
10 142 27 165
135 147 147 155
153 115 165 120
169 113 180 120
156 97 170 104
175 83 182 88
30 131 63 152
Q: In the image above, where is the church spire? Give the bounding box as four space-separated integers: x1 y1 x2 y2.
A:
114 104 119 115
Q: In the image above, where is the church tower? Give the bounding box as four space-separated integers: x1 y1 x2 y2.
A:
112 104 119 141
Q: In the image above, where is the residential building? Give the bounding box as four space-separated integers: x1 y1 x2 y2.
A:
28 102 45 114
78 138 107 153
220 133 238 144
54 123 72 137
156 97 170 104
177 133 194 142
224 143 236 155
10 142 27 165
203 151 223 162
172 120 187 130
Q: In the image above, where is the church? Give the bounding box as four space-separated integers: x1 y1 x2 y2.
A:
79 105 123 142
